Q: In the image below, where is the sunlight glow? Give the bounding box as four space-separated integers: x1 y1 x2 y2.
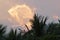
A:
26 22 32 30
8 4 34 30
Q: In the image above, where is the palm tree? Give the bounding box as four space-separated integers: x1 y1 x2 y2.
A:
6 29 17 40
0 24 6 40
30 14 47 37
47 23 57 34
46 22 60 40
6 28 23 40
22 25 35 40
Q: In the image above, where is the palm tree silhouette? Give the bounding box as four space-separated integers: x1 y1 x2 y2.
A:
0 24 6 40
30 14 47 37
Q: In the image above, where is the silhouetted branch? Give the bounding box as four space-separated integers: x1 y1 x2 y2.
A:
25 25 29 31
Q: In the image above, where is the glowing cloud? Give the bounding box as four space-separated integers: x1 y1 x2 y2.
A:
8 4 34 29
26 22 32 30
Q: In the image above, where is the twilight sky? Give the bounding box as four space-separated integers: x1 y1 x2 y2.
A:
0 0 60 29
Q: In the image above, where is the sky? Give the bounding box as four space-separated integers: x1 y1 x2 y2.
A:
0 0 60 30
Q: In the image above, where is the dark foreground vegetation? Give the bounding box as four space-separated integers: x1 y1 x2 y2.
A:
0 14 60 40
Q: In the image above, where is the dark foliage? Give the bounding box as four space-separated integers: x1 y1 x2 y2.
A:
30 14 47 37
0 25 6 40
0 14 60 40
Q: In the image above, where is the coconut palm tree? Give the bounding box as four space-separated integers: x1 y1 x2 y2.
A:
0 24 6 40
6 28 23 40
30 14 47 37
5 29 17 40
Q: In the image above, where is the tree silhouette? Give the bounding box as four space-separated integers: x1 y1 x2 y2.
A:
0 24 6 40
30 14 47 37
47 23 57 34
6 29 17 40
1 15 60 40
